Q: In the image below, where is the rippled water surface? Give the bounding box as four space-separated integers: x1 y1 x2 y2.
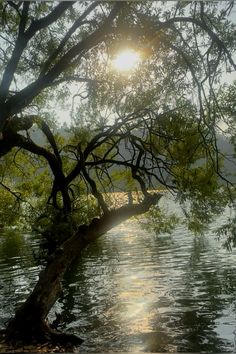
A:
0 201 236 352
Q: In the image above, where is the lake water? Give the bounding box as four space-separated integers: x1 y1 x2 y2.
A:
0 200 236 352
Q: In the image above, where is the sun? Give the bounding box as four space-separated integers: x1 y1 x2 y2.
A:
112 49 140 72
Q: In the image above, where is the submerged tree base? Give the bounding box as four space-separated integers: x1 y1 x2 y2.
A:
0 340 74 353
0 341 75 353
0 324 83 353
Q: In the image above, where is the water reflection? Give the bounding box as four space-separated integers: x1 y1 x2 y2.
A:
52 216 236 352
0 208 236 352
0 229 41 326
163 233 236 352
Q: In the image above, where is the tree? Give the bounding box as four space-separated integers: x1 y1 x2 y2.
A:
0 0 235 348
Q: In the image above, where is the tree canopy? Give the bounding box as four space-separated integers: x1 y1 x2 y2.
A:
0 0 236 348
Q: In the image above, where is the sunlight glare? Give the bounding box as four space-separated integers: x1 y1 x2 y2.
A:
112 49 140 72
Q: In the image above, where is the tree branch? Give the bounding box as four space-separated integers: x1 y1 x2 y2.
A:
0 2 74 132
19 2 30 35
25 2 75 38
83 192 163 242
0 181 22 203
2 132 71 212
82 166 109 214
159 16 236 70
40 2 100 76
7 1 21 17
0 180 36 211
0 3 125 133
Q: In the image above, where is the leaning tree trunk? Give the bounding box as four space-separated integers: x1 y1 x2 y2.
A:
5 225 89 345
5 249 83 345
5 194 161 346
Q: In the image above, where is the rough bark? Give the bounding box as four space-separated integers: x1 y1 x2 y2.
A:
4 193 162 346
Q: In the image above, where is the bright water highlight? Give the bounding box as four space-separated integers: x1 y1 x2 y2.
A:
0 203 236 352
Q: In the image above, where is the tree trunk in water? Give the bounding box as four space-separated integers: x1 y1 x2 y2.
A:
5 229 88 345
5 194 161 345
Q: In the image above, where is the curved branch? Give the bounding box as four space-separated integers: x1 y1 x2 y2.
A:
0 181 22 203
136 10 236 73
25 2 75 37
40 2 100 76
0 180 35 211
3 132 71 212
18 135 71 211
0 2 73 105
40 120 62 167
82 166 109 214
162 16 236 70
7 1 21 18
2 3 126 128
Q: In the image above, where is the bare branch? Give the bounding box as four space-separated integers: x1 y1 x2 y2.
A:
0 181 22 202
82 166 109 214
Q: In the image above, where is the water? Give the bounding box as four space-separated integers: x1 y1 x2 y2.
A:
0 204 236 352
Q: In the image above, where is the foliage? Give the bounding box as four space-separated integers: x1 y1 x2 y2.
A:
217 210 236 250
0 188 22 226
0 1 236 347
218 81 236 151
0 1 235 240
142 203 180 235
